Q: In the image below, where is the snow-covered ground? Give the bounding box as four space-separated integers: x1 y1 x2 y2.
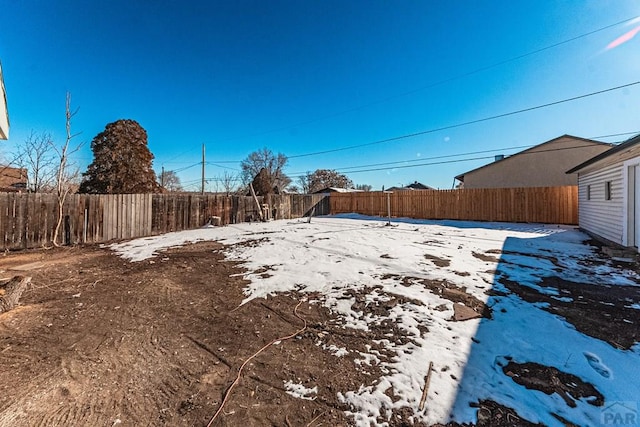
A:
111 214 640 426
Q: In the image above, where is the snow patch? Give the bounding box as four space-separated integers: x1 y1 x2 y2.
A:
284 380 317 400
111 215 640 426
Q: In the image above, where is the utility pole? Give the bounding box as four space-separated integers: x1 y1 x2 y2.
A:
201 143 205 195
161 166 165 188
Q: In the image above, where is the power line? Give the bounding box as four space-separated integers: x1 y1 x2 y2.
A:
215 15 639 145
331 145 534 172
181 176 243 185
173 129 639 185
590 131 640 139
287 130 639 175
155 147 201 166
171 129 639 184
172 162 202 173
290 142 625 177
205 162 240 171
287 81 640 159
157 13 639 168
174 138 634 189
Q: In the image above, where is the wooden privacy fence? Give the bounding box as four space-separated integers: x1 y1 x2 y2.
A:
0 193 329 250
330 186 578 225
1 187 576 250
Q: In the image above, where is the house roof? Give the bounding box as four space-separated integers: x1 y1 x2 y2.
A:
566 133 640 174
387 181 435 191
406 181 434 190
0 166 27 190
454 134 612 182
312 187 362 194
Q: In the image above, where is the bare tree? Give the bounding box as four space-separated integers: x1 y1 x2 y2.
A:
157 169 183 191
220 170 237 196
287 185 300 193
297 172 311 194
51 93 83 247
355 184 372 192
240 148 290 193
308 169 353 193
209 178 220 194
16 131 57 192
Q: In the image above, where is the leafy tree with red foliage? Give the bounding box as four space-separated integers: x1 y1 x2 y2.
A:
79 119 161 194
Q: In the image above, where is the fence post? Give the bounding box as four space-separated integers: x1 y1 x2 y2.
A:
83 208 88 243
386 191 392 225
64 215 71 246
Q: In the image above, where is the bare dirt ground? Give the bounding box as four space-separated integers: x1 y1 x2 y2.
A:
0 241 638 426
0 243 394 427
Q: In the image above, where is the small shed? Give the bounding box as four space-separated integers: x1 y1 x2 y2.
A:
566 133 640 249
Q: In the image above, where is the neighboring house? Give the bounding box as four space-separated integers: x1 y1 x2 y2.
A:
0 61 8 139
0 166 28 192
313 187 362 194
566 133 640 249
455 135 612 188
387 181 435 191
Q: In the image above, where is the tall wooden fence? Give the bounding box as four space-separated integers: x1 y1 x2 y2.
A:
0 187 576 250
330 186 578 225
0 193 329 250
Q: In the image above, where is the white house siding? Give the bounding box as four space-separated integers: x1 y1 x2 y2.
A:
0 62 8 140
578 163 624 245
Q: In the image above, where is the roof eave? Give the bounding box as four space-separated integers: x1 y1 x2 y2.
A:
566 133 640 174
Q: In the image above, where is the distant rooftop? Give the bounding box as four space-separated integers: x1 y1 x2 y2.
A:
313 187 363 194
386 181 435 191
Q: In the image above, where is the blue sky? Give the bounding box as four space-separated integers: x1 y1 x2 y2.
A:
1 1 639 191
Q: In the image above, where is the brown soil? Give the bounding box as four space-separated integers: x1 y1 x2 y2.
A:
501 360 604 408
424 254 451 268
0 244 358 426
0 244 481 427
498 276 640 350
0 241 637 426
380 274 492 320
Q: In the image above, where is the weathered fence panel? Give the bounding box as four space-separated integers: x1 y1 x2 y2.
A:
330 186 578 225
0 193 329 250
0 188 576 250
